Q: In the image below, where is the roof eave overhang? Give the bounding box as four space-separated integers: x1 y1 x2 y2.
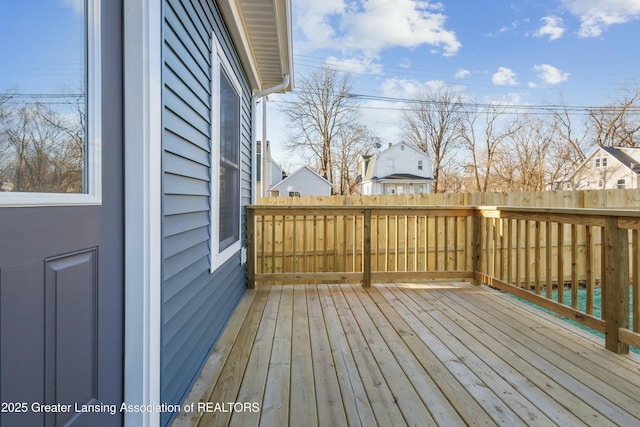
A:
218 0 293 93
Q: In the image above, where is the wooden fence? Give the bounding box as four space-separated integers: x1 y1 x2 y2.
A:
258 188 640 209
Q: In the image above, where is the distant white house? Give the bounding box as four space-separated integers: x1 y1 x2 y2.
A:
359 142 435 195
257 140 286 197
561 146 640 190
269 165 332 196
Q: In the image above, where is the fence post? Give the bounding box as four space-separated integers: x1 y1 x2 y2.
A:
603 216 629 354
363 208 372 288
246 207 256 289
472 210 482 285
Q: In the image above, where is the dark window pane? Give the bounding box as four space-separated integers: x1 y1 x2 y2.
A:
0 0 87 193
218 69 240 250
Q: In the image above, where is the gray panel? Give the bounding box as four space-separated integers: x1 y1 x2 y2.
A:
45 250 98 426
0 1 123 426
0 261 46 427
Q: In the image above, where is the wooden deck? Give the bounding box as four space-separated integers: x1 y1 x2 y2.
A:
173 283 640 427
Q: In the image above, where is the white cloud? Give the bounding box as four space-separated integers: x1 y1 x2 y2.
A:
62 0 84 15
533 64 570 84
492 67 518 86
455 69 470 79
499 21 520 33
295 0 461 57
381 77 449 98
324 56 384 75
534 16 565 40
295 0 346 52
399 58 412 69
560 0 640 37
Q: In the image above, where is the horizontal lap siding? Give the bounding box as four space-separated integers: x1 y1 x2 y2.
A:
161 0 252 425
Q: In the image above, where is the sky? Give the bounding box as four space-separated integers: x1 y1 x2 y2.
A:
267 0 640 171
0 0 84 95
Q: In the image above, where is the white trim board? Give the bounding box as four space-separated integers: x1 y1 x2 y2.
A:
123 0 162 426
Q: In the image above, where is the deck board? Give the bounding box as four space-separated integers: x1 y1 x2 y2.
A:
306 285 348 427
176 282 640 427
289 286 318 427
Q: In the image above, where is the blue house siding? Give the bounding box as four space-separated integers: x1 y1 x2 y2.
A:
161 0 252 424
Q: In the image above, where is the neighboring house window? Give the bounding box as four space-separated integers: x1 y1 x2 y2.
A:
617 179 626 189
594 157 608 168
565 183 572 190
211 37 242 270
585 180 591 189
418 160 423 171
414 185 423 194
598 179 604 188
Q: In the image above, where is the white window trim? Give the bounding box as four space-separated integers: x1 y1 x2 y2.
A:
0 0 102 207
595 157 608 168
210 36 243 272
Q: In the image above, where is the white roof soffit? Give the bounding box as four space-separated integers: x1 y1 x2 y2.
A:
218 0 293 93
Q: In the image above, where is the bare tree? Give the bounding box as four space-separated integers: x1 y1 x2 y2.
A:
437 157 466 193
281 68 358 191
333 123 371 195
546 97 593 184
460 104 519 192
401 88 463 193
0 101 84 192
588 87 640 148
494 114 552 191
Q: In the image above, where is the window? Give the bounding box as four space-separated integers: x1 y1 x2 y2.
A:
418 160 423 171
594 157 608 168
585 180 591 189
0 0 101 205
414 185 423 194
211 37 242 270
598 179 604 188
617 179 626 189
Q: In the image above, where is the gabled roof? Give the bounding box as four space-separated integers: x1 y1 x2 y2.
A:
378 142 427 158
564 145 640 184
269 165 331 192
601 146 640 173
218 0 293 92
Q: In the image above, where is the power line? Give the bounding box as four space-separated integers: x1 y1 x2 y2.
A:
272 90 640 116
0 93 84 98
